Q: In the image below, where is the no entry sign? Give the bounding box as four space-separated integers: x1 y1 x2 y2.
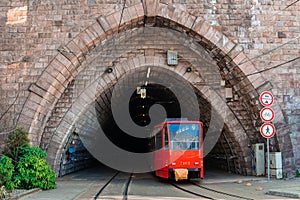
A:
259 91 274 106
260 107 275 123
260 123 275 138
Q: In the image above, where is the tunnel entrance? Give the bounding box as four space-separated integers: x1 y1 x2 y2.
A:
56 63 248 175
95 66 200 154
36 19 255 176
88 66 244 174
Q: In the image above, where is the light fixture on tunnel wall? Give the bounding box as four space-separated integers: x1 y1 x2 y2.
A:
141 88 146 99
283 95 290 102
234 94 239 101
220 80 226 86
225 87 233 99
106 67 113 73
167 47 178 66
186 67 192 72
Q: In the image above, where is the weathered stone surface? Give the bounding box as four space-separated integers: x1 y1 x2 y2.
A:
0 0 299 176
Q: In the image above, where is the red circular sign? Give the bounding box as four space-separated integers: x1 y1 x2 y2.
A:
260 107 275 123
260 123 275 138
259 91 274 106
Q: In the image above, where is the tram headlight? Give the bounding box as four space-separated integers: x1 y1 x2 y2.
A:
194 162 199 165
172 162 176 166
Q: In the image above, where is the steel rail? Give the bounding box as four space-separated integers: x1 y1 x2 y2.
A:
190 181 254 200
93 171 120 199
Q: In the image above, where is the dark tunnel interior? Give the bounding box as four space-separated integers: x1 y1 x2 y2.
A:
60 68 244 176
96 83 183 153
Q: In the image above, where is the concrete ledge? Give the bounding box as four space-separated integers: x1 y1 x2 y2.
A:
7 188 41 200
266 187 300 199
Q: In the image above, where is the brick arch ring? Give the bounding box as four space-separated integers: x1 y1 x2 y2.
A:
45 54 249 174
17 0 283 172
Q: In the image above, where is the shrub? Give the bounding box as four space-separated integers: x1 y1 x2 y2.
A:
14 146 56 190
0 155 15 191
2 127 30 164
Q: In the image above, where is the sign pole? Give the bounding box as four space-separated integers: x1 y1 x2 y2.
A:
259 91 275 183
267 138 270 182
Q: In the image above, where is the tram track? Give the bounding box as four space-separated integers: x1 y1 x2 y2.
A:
170 181 255 200
94 171 133 200
189 181 254 200
170 182 214 199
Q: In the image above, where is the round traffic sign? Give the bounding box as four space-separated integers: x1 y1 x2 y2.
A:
260 123 275 138
259 91 274 106
260 107 275 123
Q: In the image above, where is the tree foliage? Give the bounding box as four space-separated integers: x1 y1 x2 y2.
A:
3 127 30 164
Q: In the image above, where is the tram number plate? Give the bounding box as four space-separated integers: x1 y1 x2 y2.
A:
180 161 190 165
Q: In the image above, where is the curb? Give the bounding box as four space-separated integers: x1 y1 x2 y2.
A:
7 188 41 200
266 190 300 199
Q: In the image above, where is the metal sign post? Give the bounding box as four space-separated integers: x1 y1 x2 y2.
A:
267 138 270 182
259 91 275 183
260 123 275 182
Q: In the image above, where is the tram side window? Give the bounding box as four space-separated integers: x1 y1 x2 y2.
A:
164 126 169 150
155 129 162 150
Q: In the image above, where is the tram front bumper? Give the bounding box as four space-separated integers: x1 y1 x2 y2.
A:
169 168 201 180
174 169 188 181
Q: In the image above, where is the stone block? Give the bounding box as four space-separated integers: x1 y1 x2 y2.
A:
196 21 211 38
227 45 244 61
157 3 168 19
233 51 248 66
90 22 106 40
192 17 204 33
145 0 159 17
127 4 139 23
96 16 112 33
29 83 46 98
216 35 236 55
134 2 145 20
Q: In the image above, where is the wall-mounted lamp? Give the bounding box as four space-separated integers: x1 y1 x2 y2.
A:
283 95 290 102
106 67 113 73
225 87 233 99
234 94 239 101
220 80 226 86
186 67 192 72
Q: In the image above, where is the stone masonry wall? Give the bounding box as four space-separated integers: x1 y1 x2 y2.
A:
0 0 299 175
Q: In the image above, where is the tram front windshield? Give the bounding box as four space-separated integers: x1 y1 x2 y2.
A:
168 123 200 150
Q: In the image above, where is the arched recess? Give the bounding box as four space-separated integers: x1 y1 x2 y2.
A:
17 0 285 174
45 55 249 174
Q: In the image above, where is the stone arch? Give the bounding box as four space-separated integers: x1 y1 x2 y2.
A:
45 55 248 174
17 0 284 174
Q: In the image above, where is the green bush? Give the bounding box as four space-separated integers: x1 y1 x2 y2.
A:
0 155 15 191
3 127 30 164
14 146 56 190
2 128 56 191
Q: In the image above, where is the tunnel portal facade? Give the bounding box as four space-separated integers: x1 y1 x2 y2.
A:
0 0 299 177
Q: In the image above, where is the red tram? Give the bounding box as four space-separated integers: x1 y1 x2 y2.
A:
151 118 204 181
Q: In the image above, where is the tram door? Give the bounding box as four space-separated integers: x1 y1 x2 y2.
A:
154 125 169 178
